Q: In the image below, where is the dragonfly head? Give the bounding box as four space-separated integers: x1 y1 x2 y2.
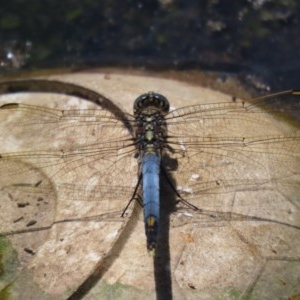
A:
134 92 170 116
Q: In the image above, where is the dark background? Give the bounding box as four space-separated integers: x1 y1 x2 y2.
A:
0 0 299 91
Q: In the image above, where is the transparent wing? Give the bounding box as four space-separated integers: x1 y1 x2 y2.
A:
159 91 300 292
0 82 139 298
155 90 300 294
165 90 300 219
0 98 138 227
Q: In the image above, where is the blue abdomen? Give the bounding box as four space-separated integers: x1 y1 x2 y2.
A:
142 152 160 251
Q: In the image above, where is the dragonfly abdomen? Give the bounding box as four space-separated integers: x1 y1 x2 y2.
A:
142 152 160 252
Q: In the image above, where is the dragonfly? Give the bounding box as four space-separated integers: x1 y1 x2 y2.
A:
0 78 299 299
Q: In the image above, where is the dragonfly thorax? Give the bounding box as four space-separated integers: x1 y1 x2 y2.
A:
134 110 168 156
135 112 167 154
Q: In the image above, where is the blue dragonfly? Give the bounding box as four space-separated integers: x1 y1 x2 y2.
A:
0 78 299 299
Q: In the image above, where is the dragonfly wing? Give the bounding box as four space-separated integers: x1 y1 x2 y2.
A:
164 91 300 293
166 90 300 196
0 87 138 298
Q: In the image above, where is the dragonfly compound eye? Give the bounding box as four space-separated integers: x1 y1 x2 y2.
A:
133 92 170 115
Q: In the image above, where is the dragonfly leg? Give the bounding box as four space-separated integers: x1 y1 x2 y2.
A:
160 166 202 212
121 173 143 217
